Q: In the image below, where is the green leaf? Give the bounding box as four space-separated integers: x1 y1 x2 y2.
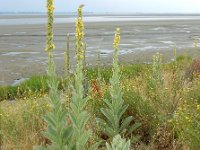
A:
77 131 92 148
104 99 113 109
104 125 116 138
101 108 115 125
43 129 57 144
106 135 130 150
59 110 67 121
63 125 73 144
130 135 141 143
119 116 133 132
43 115 56 127
69 113 77 128
118 104 128 119
77 111 90 130
88 141 102 150
128 122 141 135
122 140 130 150
106 143 112 150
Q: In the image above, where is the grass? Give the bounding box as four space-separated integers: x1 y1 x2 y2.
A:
0 64 147 102
0 96 49 149
0 55 190 102
0 76 48 101
1 57 199 149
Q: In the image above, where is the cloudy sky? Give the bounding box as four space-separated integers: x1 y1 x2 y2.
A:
1 0 200 13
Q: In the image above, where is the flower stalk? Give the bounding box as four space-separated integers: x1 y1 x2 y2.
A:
36 1 72 149
69 5 92 149
97 28 140 140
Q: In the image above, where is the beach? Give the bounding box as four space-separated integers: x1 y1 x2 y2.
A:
0 15 200 85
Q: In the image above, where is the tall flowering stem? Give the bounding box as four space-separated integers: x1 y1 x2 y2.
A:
75 4 85 62
69 5 91 149
111 28 123 115
97 28 140 140
64 34 70 90
36 0 73 149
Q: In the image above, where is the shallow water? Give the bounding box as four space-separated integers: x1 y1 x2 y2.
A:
1 52 40 56
0 14 200 85
12 78 29 86
0 15 200 26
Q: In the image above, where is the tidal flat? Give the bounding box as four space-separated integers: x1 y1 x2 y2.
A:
0 15 200 85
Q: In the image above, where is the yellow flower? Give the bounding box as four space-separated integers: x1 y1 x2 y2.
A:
45 0 55 52
47 0 54 13
75 5 85 62
197 105 200 110
113 28 121 50
75 18 84 39
48 5 55 12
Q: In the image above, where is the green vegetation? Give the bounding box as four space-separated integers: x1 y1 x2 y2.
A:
97 28 140 142
106 135 130 150
1 57 200 149
0 65 146 102
0 1 200 150
0 76 48 101
36 0 72 149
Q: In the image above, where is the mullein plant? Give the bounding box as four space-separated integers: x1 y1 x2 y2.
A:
170 47 184 114
147 53 166 115
147 52 164 106
36 0 72 149
64 33 70 89
106 135 130 150
151 52 163 87
69 5 93 149
97 28 140 141
83 41 89 98
64 33 70 79
63 33 71 111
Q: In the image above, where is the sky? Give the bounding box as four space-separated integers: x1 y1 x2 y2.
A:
0 0 200 13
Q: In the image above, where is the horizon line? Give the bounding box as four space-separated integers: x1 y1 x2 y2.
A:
0 12 200 14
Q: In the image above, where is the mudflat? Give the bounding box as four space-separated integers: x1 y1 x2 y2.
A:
0 16 200 86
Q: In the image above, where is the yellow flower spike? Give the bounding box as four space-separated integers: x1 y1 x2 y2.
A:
45 0 55 52
75 5 85 62
113 28 121 50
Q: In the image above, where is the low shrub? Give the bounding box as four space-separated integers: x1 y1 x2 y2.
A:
185 59 200 80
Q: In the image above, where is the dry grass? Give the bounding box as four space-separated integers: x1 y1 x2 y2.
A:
1 59 200 149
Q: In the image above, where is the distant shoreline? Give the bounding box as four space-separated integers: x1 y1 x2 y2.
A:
0 18 199 86
1 12 200 15
0 15 200 26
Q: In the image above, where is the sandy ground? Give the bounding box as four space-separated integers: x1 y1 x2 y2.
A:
0 19 200 86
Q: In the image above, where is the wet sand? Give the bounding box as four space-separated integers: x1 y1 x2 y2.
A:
0 18 200 86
